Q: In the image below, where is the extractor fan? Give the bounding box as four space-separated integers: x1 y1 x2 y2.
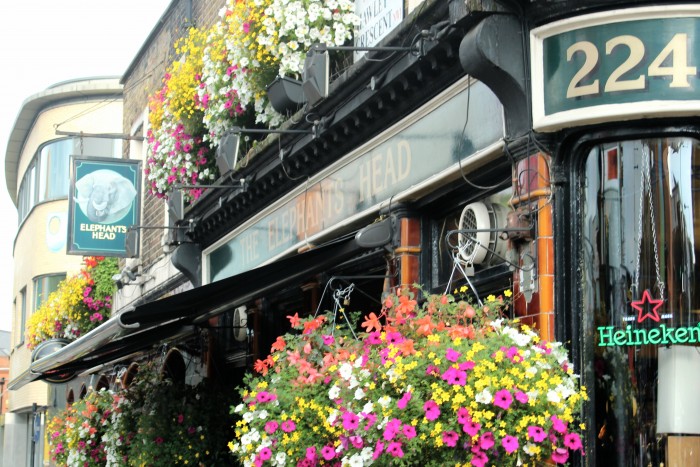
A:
457 201 509 267
232 306 248 342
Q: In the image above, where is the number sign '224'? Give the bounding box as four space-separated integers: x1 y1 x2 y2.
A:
541 15 700 117
567 33 695 98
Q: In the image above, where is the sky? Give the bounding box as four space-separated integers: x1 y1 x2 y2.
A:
0 1 173 332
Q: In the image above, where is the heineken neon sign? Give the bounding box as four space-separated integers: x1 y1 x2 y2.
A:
597 289 696 347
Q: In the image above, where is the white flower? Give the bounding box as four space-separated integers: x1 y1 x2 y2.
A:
339 363 353 380
378 396 392 408
274 452 287 465
475 389 493 404
258 409 269 419
354 388 366 400
361 401 373 414
329 385 341 400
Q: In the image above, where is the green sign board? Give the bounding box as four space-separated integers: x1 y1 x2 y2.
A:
67 157 141 257
532 6 700 131
207 80 504 281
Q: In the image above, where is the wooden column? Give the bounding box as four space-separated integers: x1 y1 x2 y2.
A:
395 217 421 289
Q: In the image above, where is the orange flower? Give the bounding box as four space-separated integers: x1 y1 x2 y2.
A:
253 359 268 375
271 336 286 352
287 313 301 328
361 312 382 333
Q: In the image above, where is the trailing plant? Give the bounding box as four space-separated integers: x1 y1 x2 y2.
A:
26 257 117 349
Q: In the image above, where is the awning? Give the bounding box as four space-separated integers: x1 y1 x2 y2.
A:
9 223 389 390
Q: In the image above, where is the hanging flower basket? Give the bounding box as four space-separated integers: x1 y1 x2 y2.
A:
229 286 587 466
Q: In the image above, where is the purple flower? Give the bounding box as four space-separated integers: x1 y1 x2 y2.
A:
502 435 519 453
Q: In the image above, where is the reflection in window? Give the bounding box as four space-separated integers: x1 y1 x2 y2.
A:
581 138 700 466
17 137 121 224
33 274 66 312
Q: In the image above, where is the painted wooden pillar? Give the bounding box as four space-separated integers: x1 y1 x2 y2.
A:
511 153 555 341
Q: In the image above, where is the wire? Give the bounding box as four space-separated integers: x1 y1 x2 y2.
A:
456 81 511 191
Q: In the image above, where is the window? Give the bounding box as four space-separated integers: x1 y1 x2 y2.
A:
33 274 65 311
580 137 700 466
18 288 26 346
17 136 121 224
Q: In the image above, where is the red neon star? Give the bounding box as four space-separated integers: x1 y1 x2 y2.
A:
631 289 663 323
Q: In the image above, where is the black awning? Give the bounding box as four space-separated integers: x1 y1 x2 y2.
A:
120 232 364 327
11 227 386 389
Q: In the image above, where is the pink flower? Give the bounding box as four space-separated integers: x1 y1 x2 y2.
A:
256 391 277 403
470 450 488 467
457 407 470 425
383 419 401 441
527 425 547 443
564 432 583 451
446 348 461 362
442 367 467 386
493 389 513 410
372 441 384 460
349 435 364 449
478 431 495 450
366 331 382 345
502 435 519 453
423 400 440 421
442 430 459 447
386 442 404 458
322 335 335 345
177 413 184 424
342 411 359 431
305 446 317 462
551 447 570 464
362 412 377 430
551 415 568 434
154 436 164 444
259 447 272 461
264 421 279 434
281 420 296 432
386 332 403 344
401 424 416 439
321 445 335 460
515 391 529 404
463 420 481 437
242 21 250 33
397 392 411 409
